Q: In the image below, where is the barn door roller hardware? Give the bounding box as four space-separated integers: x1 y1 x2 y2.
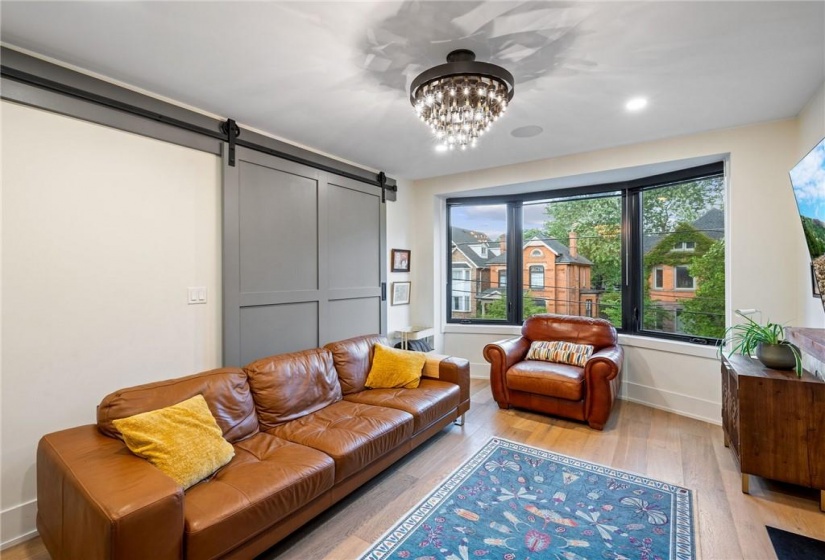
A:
221 119 241 166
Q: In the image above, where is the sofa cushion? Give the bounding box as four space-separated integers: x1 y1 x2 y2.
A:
113 394 235 490
245 348 343 429
267 400 413 482
526 340 594 367
344 379 459 433
184 433 334 560
365 344 426 389
506 361 585 401
98 367 258 444
324 334 385 394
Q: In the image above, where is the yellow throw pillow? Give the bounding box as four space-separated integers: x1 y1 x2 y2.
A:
112 394 235 489
365 344 427 389
526 340 594 367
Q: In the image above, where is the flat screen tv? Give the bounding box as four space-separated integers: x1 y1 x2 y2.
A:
790 136 825 310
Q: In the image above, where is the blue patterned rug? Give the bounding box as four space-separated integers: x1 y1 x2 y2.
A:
361 438 694 560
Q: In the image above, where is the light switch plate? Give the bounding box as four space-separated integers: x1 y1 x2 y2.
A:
188 287 207 305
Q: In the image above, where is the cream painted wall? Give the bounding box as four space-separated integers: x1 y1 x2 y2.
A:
386 178 413 336
409 117 806 426
796 82 825 328
0 101 222 547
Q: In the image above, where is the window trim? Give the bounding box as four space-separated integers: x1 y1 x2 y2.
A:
528 265 545 289
673 241 696 252
450 266 472 312
446 162 724 344
653 266 665 290
673 265 697 291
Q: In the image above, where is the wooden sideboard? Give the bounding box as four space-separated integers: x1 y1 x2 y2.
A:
721 354 825 511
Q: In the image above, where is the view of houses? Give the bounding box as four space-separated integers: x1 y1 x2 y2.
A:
450 205 725 339
451 227 600 320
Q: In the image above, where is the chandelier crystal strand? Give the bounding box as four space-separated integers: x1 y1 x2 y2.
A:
410 50 514 151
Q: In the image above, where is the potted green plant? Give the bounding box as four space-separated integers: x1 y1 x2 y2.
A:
722 315 802 376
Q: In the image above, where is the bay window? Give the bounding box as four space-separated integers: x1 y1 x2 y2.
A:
446 163 725 343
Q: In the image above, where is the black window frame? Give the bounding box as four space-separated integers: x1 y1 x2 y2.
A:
446 162 725 345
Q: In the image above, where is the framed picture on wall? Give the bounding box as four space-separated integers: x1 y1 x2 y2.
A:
813 263 821 297
392 282 411 305
391 249 411 272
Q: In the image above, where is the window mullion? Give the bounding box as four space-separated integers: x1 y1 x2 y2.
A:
508 202 523 323
624 189 642 333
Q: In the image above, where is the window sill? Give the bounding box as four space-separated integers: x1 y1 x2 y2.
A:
442 324 720 359
617 334 719 359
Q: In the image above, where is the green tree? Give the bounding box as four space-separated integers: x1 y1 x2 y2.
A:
598 291 622 325
542 196 622 289
483 292 546 319
642 178 724 236
681 240 725 338
538 178 724 332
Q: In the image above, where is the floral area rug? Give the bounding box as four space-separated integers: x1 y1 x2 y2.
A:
360 438 694 560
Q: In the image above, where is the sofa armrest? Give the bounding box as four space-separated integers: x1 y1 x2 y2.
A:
423 354 471 416
584 345 624 430
37 425 184 560
483 337 530 408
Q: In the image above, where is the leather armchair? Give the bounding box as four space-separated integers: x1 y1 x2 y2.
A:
483 314 623 430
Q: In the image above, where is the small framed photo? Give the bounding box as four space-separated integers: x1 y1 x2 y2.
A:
813 263 821 297
391 249 411 272
392 281 411 305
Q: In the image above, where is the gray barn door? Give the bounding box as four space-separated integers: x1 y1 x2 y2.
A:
223 146 386 366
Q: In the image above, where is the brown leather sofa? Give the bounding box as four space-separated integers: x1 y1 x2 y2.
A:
483 314 623 430
36 335 470 560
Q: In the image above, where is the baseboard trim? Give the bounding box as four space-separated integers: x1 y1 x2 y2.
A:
1 529 39 551
1 499 38 550
621 381 721 425
469 362 487 379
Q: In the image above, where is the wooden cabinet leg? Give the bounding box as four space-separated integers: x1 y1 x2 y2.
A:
741 473 750 494
723 431 729 448
820 490 824 512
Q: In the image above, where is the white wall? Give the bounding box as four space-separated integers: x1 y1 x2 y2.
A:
0 101 222 547
408 117 806 425
796 82 825 328
386 178 413 336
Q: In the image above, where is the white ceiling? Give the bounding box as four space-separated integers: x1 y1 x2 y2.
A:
1 1 823 180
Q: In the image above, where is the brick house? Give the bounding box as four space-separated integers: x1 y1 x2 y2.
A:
645 208 724 330
449 228 500 319
451 227 599 318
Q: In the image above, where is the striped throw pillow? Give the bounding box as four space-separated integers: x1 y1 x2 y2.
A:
526 340 594 367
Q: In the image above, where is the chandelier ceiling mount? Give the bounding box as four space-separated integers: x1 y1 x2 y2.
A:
410 49 515 151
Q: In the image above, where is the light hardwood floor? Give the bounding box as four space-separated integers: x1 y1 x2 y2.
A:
5 379 824 560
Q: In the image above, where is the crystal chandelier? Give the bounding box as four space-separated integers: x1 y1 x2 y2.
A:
410 49 515 151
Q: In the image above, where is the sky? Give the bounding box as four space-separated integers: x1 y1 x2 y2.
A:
790 137 825 221
450 203 549 239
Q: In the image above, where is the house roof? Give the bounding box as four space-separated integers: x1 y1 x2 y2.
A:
451 227 495 268
643 208 724 253
691 208 724 240
540 237 593 266
452 227 592 268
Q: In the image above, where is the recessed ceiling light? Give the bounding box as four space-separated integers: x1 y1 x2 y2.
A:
511 125 544 138
435 144 449 153
626 97 648 112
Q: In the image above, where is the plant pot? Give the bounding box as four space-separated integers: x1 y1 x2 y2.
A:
755 342 798 370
